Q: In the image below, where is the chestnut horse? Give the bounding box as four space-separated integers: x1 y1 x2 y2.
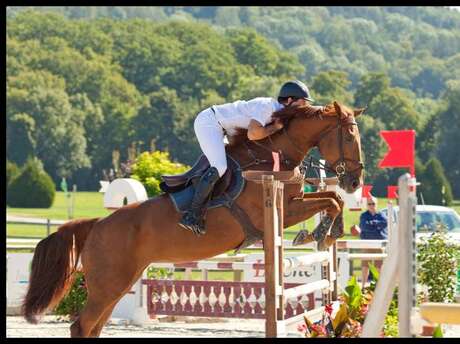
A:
22 101 364 337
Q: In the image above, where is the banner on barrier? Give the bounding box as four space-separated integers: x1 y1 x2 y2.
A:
7 253 33 307
243 253 322 283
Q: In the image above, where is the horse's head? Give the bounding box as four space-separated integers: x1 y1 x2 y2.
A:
271 101 364 193
313 101 364 193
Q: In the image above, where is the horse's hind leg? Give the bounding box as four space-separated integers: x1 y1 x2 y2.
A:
88 303 117 337
70 260 145 337
70 279 139 337
70 294 109 337
88 267 146 338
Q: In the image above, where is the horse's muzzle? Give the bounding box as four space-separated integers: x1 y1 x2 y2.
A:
339 173 362 194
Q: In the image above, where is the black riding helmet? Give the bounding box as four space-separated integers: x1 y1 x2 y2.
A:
278 80 314 103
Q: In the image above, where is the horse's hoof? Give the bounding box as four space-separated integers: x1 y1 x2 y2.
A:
312 215 333 242
292 230 314 246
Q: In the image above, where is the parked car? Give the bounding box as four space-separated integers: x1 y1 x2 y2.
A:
381 205 460 244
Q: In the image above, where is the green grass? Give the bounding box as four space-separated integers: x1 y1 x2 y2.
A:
7 191 460 241
7 191 111 238
6 190 362 239
7 223 57 238
7 191 111 219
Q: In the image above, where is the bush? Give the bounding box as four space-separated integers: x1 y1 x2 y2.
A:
54 272 87 318
130 151 189 197
417 230 458 303
7 158 56 208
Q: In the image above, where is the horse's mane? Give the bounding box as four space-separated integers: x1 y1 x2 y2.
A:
226 103 338 148
272 103 325 124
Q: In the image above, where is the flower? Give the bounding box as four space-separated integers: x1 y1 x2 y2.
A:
360 303 369 315
311 323 327 336
297 323 307 333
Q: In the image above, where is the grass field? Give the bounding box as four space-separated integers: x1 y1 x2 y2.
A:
7 191 112 238
7 191 460 241
6 191 359 239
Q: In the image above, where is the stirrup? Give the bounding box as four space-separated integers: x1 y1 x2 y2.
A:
179 211 206 236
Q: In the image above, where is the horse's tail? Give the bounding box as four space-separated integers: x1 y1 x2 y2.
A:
22 217 99 324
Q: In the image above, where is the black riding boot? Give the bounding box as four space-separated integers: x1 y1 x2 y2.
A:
179 166 220 235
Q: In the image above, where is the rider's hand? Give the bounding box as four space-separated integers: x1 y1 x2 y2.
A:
350 225 361 236
273 119 284 130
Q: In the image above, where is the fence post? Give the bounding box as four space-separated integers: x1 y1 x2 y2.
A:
398 174 417 337
46 218 51 237
263 175 285 337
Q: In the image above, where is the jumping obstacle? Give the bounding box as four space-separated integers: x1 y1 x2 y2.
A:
142 172 337 337
362 173 460 337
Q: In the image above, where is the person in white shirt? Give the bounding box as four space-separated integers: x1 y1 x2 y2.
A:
179 80 315 235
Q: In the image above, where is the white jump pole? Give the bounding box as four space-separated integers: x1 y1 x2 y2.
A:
362 173 417 337
398 174 417 337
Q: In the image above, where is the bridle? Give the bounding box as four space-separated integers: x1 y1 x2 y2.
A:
312 115 364 179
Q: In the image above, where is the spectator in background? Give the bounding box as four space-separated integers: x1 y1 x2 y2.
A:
350 195 388 288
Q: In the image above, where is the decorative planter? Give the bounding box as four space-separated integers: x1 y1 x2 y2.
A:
421 324 436 337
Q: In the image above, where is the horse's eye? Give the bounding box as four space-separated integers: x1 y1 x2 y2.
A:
346 134 353 143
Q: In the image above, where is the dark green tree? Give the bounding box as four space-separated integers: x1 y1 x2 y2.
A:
356 115 386 183
6 160 20 187
6 113 36 166
7 70 91 181
311 70 353 105
418 158 453 206
367 87 419 131
354 73 391 108
435 81 460 197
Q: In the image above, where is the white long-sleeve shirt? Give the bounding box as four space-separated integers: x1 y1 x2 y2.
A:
211 97 284 134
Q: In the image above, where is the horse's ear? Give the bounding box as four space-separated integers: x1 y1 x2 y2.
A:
354 107 366 117
333 101 341 114
333 101 347 119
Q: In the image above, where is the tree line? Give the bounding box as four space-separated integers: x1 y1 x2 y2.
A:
6 9 459 201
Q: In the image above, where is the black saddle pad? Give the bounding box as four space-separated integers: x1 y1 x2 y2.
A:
164 155 245 214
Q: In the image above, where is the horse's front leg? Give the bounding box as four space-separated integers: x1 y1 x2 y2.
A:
302 191 345 240
285 195 341 250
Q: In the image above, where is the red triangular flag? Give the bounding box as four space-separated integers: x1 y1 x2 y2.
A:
378 130 415 176
387 185 398 199
362 185 373 199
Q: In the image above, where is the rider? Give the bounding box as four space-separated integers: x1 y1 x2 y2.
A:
179 80 315 235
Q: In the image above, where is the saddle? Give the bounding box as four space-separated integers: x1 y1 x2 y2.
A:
160 154 245 212
160 154 264 251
